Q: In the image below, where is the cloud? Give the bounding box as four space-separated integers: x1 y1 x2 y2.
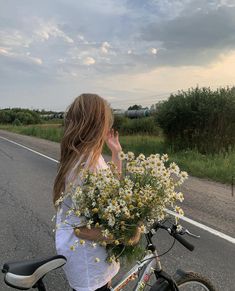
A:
28 56 43 65
100 41 110 54
217 0 235 7
83 56 96 65
77 34 89 45
144 6 235 49
96 49 235 108
79 0 128 16
0 29 32 49
141 4 235 66
0 47 14 57
34 19 74 44
150 47 158 54
148 0 192 19
0 46 42 66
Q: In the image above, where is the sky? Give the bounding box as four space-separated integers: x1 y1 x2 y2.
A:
0 0 235 110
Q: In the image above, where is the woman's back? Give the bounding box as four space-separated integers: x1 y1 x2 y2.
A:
55 154 120 291
53 93 122 291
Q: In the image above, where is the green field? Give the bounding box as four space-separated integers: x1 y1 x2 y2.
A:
0 124 234 184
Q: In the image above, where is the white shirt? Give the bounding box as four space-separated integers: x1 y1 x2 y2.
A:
55 154 120 291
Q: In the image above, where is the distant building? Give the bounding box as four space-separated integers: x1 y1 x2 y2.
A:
125 109 150 118
112 107 153 118
113 109 125 115
40 114 55 119
40 112 64 119
54 112 64 119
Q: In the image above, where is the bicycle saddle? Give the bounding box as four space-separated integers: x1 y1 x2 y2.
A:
2 255 66 290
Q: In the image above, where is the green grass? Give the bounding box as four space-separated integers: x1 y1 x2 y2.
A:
118 135 165 155
104 135 234 184
0 124 234 184
0 124 63 142
169 149 234 184
41 118 63 124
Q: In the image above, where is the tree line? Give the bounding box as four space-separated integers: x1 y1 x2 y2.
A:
1 86 234 154
0 108 41 125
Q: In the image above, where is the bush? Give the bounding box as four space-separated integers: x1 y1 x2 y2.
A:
0 108 41 125
155 86 235 154
12 119 22 126
113 116 160 135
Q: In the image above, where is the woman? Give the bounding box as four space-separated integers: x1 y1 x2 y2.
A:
53 94 141 291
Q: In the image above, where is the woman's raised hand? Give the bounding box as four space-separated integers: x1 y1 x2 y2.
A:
105 128 122 154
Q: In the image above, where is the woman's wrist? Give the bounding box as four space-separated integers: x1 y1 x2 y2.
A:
111 149 122 158
112 147 122 153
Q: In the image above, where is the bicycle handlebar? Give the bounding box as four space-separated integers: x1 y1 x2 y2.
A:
173 232 194 251
151 221 195 252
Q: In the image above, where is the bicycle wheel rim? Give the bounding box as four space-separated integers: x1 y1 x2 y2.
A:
178 280 210 291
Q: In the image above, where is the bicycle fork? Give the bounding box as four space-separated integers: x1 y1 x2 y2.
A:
149 244 179 291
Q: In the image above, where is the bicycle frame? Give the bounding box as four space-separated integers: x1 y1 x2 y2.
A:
110 231 177 291
110 252 158 291
109 224 182 291
33 278 47 291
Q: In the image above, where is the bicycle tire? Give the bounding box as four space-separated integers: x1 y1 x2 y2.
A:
149 270 216 291
174 271 216 291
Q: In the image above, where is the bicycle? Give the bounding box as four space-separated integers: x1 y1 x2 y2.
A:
2 220 216 290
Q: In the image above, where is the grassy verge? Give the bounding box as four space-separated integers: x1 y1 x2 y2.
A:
104 135 234 184
41 118 63 124
0 124 234 184
0 124 63 142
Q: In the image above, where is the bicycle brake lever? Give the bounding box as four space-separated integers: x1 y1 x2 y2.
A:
185 229 200 239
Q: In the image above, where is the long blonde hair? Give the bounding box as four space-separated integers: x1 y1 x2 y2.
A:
53 93 113 207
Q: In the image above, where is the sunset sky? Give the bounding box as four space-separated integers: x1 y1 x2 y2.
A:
0 0 235 110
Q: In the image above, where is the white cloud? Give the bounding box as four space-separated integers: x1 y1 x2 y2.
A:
58 58 66 63
0 46 42 65
35 19 74 44
218 0 235 7
29 56 43 65
0 30 32 49
78 34 85 41
83 56 96 65
127 49 132 54
0 47 14 57
150 0 192 20
100 41 110 54
25 51 42 64
150 47 158 54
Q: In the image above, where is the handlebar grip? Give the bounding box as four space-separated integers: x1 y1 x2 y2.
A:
173 233 195 251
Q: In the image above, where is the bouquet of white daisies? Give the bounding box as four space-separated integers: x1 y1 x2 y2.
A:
55 151 188 263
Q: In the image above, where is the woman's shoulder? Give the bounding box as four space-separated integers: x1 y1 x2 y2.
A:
65 154 107 185
97 154 109 169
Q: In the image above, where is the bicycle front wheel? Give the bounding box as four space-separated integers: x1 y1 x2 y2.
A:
175 271 216 291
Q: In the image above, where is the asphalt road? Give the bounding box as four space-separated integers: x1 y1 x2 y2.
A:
0 135 234 290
